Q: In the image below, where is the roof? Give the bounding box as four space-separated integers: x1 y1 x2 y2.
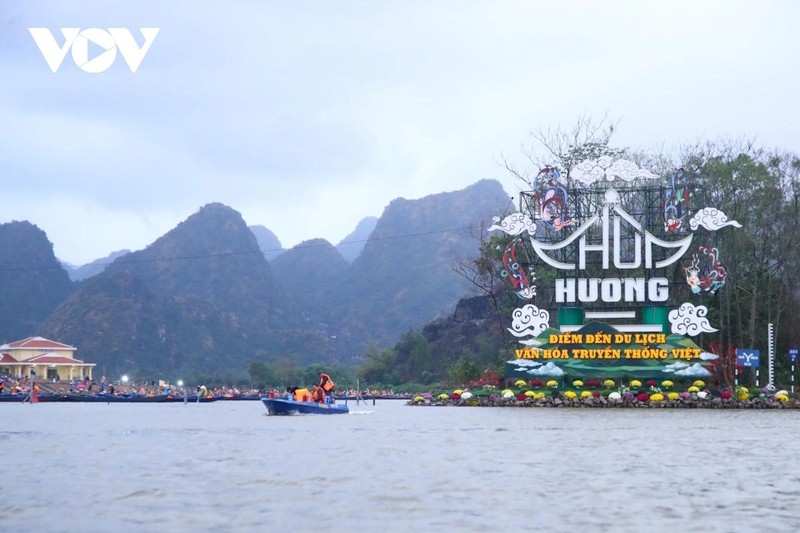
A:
0 352 20 363
0 336 76 351
26 352 91 365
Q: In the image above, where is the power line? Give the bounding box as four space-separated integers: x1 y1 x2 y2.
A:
0 223 485 273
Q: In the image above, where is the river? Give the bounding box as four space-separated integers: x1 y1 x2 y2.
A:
1 400 798 532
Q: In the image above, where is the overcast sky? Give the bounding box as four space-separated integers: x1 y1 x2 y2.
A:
1 1 798 265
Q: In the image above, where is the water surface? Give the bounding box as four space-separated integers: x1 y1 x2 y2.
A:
1 400 798 531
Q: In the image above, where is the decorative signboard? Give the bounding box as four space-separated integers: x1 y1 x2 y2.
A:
492 157 742 380
736 349 760 368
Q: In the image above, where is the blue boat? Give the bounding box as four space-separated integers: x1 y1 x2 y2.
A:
261 397 349 415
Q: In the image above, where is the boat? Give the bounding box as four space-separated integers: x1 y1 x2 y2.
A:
261 396 349 415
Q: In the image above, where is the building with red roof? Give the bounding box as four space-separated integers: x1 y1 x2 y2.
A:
0 336 95 382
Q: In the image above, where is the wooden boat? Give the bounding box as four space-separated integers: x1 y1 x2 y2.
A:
261 396 349 415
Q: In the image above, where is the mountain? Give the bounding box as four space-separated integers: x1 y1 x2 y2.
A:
323 179 511 356
269 238 349 329
18 180 512 377
336 216 378 262
62 249 131 281
250 225 283 261
0 221 75 341
39 204 333 377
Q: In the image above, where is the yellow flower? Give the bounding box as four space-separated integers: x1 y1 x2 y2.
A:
534 392 546 400
524 390 536 397
453 389 463 395
413 396 424 403
661 380 674 389
437 393 449 400
687 386 700 393
775 392 789 403
564 390 577 399
630 380 642 388
603 379 615 388
546 380 558 388
580 390 592 398
650 393 665 402
693 380 705 388
572 380 584 388
514 380 527 387
667 392 680 400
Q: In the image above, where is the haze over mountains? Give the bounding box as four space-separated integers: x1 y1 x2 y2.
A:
0 180 511 378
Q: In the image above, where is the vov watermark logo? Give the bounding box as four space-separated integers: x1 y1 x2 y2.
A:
28 28 159 73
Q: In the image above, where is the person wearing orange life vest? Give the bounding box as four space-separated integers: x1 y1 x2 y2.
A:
291 386 312 402
318 371 335 403
312 384 326 404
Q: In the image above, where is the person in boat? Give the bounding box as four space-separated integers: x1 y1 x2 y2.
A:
312 384 326 404
318 370 335 402
288 386 312 402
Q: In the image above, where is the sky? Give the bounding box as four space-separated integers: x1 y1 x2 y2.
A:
1 1 798 265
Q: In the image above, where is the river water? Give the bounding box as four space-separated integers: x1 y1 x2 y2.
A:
1 400 798 532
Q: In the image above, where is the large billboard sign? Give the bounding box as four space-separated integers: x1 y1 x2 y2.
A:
492 157 742 379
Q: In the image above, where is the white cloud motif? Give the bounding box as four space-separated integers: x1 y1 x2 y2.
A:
524 361 565 376
570 157 658 186
508 304 550 341
669 303 718 336
689 207 742 231
673 363 711 377
488 212 536 236
699 351 719 361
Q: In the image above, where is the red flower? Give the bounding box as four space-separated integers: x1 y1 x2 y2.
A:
592 391 602 398
720 390 732 400
646 380 657 387
516 392 528 401
450 393 461 401
636 392 650 402
586 379 600 388
531 379 543 387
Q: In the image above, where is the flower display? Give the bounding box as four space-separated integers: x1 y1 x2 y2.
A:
608 391 622 401
735 386 749 400
514 380 527 387
564 390 577 399
453 389 463 395
775 393 789 403
630 380 642 388
622 392 635 401
531 379 543 387
516 392 527 401
524 390 536 397
679 392 691 399
692 380 705 388
687 386 700 393
546 380 558 388
719 390 732 400
502 389 514 399
580 390 592 398
413 396 425 403
646 380 657 388
573 380 584 388
450 392 461 400
586 379 600 388
661 380 674 389
437 393 449 400
636 392 650 402
667 392 680 400
592 391 602 398
696 391 709 400
461 391 473 400
650 393 665 402
603 379 615 388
